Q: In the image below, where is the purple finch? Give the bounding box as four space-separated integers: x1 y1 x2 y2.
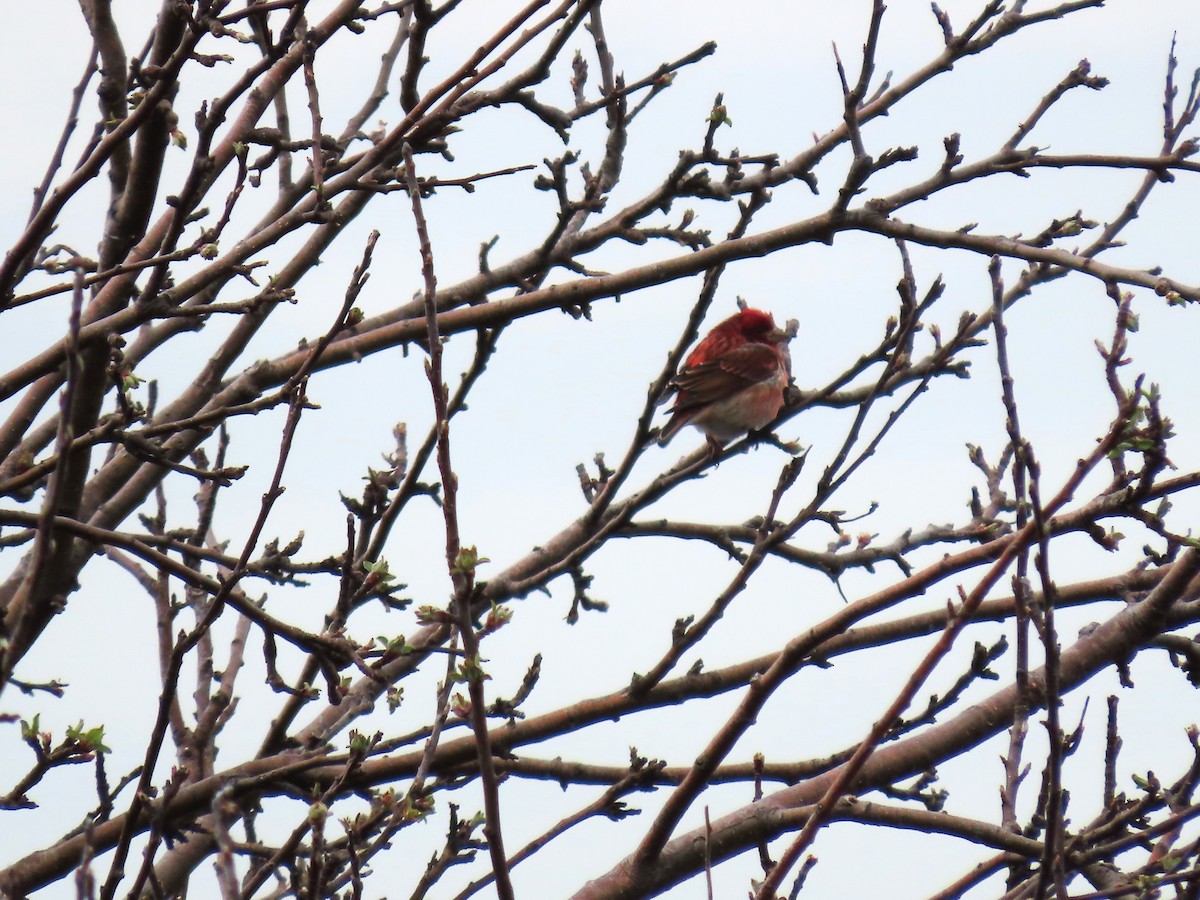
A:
658 307 792 448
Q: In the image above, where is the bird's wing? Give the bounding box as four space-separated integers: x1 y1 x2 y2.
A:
669 343 781 409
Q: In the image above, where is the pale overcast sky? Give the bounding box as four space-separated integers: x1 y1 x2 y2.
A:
2 2 1200 897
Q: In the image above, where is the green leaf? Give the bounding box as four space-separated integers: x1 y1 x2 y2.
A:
452 545 490 576
66 721 110 754
20 713 41 743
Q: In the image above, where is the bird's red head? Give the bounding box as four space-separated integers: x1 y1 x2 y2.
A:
683 307 787 369
731 307 778 341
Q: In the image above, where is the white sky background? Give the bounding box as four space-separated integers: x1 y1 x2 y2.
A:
2 1 1200 898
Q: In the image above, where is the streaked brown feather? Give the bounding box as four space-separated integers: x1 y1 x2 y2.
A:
668 343 783 411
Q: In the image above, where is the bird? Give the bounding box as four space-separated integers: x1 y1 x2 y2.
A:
657 307 792 450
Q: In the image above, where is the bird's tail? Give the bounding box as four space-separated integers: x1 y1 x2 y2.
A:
656 414 685 446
